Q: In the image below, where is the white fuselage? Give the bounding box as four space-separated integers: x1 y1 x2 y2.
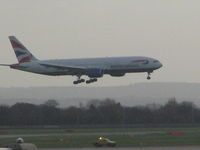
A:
11 56 162 77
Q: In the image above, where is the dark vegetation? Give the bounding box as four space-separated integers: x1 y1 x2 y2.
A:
0 98 199 126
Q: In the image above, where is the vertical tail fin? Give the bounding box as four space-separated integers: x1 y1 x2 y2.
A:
9 36 38 63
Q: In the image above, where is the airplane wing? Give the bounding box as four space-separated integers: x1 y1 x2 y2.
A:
0 64 11 66
39 62 86 73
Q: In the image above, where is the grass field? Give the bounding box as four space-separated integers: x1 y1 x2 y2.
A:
0 127 200 148
2 127 200 135
1 133 200 148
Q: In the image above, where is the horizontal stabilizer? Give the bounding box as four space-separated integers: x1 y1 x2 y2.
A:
0 64 11 66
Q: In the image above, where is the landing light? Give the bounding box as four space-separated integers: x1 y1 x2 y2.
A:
99 137 104 140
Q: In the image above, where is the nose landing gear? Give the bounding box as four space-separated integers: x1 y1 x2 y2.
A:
147 72 151 80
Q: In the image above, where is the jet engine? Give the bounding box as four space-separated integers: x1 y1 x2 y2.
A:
86 68 104 78
110 72 125 77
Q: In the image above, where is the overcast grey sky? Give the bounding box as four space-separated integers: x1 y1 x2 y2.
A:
0 0 200 87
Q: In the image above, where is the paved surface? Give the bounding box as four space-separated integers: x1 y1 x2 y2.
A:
0 131 164 138
2 132 200 150
41 146 200 150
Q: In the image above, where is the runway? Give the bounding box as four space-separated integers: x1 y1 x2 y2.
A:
41 146 200 150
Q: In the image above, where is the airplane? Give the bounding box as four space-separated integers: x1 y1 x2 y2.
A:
0 36 163 84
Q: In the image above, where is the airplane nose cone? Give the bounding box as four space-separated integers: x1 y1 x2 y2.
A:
159 62 163 68
152 59 163 69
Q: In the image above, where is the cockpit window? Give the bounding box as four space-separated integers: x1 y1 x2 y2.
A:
153 60 159 63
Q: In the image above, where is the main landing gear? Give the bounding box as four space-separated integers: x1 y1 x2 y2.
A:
86 78 97 84
73 76 98 84
73 79 85 84
73 75 85 84
147 72 151 80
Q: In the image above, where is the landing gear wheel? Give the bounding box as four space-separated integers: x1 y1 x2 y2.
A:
80 79 85 82
86 80 91 84
73 75 85 84
86 78 98 84
147 72 151 80
73 81 78 84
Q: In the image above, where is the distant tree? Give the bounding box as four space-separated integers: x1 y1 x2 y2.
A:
2 97 200 126
0 104 10 125
10 102 38 125
43 99 59 108
39 101 61 125
86 99 101 108
178 101 195 123
98 99 123 124
82 104 104 124
99 98 116 106
61 106 82 125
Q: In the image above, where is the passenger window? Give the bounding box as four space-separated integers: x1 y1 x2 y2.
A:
143 60 149 65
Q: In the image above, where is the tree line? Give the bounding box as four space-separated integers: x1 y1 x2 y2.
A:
0 98 199 126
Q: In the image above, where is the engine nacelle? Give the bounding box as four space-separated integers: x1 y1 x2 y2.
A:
86 68 104 78
110 72 125 77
